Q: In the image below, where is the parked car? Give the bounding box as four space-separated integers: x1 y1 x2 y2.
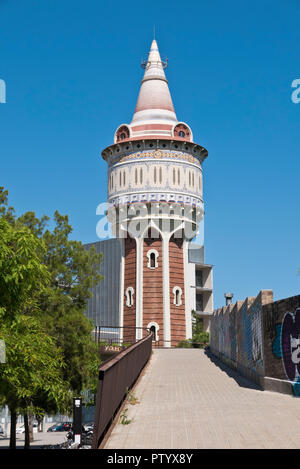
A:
16 423 38 434
47 422 71 432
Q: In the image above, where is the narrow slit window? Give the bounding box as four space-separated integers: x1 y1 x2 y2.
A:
173 286 183 306
125 287 134 307
147 249 159 269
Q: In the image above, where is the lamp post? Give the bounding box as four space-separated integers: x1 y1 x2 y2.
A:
73 398 82 446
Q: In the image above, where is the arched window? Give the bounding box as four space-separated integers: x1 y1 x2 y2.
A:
173 123 191 140
173 286 183 306
110 173 114 191
125 287 134 307
147 322 160 342
115 125 130 142
150 325 156 341
147 249 159 269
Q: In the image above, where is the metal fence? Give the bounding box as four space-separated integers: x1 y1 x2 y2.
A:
92 326 150 346
92 329 153 449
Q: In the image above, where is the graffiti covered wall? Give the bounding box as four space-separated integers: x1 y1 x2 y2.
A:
210 291 272 386
210 291 300 396
262 294 300 397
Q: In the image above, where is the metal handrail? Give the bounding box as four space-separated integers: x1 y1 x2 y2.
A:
92 328 152 449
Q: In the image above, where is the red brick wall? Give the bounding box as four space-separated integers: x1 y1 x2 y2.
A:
143 236 164 343
169 235 186 346
123 236 136 343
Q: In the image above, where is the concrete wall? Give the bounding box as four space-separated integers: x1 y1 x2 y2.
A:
210 291 300 396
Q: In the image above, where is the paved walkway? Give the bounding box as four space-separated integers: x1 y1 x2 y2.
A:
105 349 300 449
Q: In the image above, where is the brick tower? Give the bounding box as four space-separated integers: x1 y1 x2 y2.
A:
101 39 210 346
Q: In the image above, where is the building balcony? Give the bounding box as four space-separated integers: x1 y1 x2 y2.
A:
195 310 213 316
194 285 213 292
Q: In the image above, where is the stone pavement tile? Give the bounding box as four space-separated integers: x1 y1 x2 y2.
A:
104 349 300 450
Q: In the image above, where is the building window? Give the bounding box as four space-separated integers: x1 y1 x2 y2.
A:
147 322 160 342
196 270 203 287
116 125 130 142
125 287 134 307
111 173 114 191
150 325 156 340
173 286 183 306
147 249 159 269
196 293 203 312
173 123 191 140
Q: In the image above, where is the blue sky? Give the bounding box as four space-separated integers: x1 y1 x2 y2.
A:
0 0 299 308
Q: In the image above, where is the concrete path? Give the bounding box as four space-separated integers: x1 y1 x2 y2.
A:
104 349 300 449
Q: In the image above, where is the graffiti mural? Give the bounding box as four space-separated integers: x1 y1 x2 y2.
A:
272 307 300 396
211 291 300 397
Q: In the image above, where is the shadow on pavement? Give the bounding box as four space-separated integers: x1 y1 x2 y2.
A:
204 349 263 391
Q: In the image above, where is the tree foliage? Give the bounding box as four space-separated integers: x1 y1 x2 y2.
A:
0 187 103 447
0 218 49 318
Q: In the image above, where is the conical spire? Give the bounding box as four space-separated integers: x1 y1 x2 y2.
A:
130 39 177 136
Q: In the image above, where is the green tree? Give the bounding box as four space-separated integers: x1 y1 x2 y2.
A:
0 217 68 448
6 192 102 394
22 210 103 397
0 217 49 318
0 188 103 446
191 310 209 346
0 313 68 449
